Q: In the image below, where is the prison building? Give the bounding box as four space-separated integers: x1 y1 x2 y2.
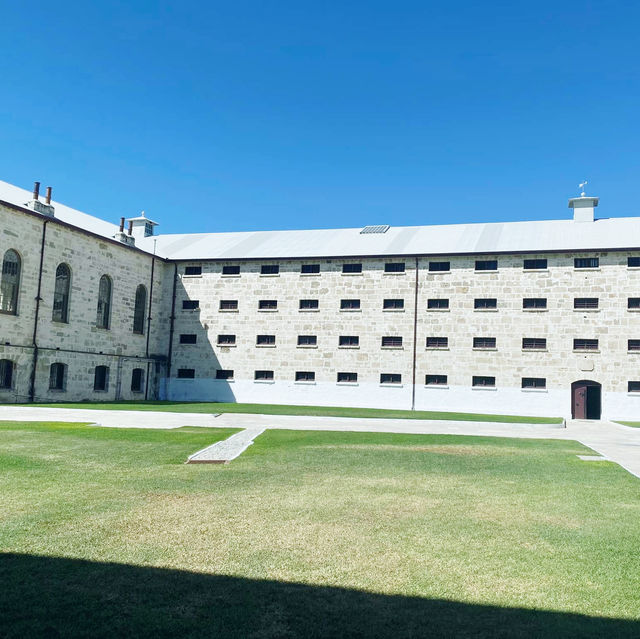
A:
1 178 639 420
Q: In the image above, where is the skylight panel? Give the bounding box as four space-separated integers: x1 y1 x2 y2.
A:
360 225 390 234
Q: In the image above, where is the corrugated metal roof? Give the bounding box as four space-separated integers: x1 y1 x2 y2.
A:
2 179 639 260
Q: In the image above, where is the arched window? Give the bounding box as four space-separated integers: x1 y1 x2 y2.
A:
0 250 21 314
49 363 66 391
52 263 71 323
133 284 147 334
0 359 14 389
96 275 112 329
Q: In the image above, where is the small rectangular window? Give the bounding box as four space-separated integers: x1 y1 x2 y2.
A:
301 264 320 274
429 261 450 272
426 337 448 348
337 372 358 383
574 257 599 269
342 263 362 274
216 369 234 380
472 376 495 387
382 336 403 348
340 299 361 310
383 298 404 309
259 300 278 310
628 381 640 392
299 299 319 310
384 262 405 273
219 299 238 310
184 266 202 276
628 339 640 351
297 335 317 346
339 335 359 347
473 337 496 349
523 298 547 309
131 368 144 392
522 377 546 389
380 373 401 384
425 374 447 386
474 298 497 309
573 339 598 351
257 334 276 346
49 363 66 391
261 264 279 275
523 258 548 270
222 265 240 275
94 365 109 391
427 298 449 310
217 334 236 345
295 371 315 382
180 334 197 344
628 257 640 267
628 298 640 309
182 299 199 310
255 370 274 381
475 259 497 271
522 338 547 350
177 368 195 379
574 298 599 309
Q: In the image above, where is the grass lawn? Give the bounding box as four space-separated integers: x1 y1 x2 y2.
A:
1 421 638 638
616 421 640 428
8 399 564 424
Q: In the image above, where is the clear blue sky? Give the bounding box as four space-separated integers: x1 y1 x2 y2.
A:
1 1 638 234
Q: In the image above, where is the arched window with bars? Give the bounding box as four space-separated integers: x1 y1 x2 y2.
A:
52 263 71 323
0 250 21 314
96 275 112 329
133 284 147 334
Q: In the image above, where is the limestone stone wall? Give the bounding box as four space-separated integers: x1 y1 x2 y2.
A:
166 252 640 419
0 203 170 402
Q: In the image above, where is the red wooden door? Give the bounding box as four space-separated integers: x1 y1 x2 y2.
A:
573 384 586 419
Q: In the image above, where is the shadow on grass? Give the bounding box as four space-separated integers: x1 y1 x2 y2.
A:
0 553 637 638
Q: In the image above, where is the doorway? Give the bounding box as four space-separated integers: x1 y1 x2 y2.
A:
571 380 601 419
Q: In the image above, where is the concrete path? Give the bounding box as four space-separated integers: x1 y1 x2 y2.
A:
187 427 265 464
1 406 639 479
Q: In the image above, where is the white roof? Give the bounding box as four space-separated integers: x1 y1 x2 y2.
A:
135 216 640 260
0 179 119 239
2 179 640 260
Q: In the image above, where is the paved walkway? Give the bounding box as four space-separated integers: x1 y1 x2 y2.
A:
187 427 265 463
1 406 639 478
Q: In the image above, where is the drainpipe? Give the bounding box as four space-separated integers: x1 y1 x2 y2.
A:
410 256 419 411
144 243 156 400
29 219 48 402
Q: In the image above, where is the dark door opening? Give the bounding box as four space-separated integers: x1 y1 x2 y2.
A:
571 380 601 419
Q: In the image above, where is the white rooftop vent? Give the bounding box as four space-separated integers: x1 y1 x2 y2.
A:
360 225 390 234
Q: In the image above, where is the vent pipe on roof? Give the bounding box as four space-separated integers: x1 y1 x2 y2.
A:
114 217 136 246
119 217 125 232
128 220 133 235
26 180 55 217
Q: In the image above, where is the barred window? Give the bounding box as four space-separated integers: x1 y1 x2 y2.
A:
473 337 496 349
429 261 450 272
301 264 320 274
573 339 598 351
523 298 547 309
425 374 447 386
574 298 598 309
382 336 403 348
259 300 278 310
49 363 66 391
628 339 640 351
295 371 315 382
255 370 274 381
426 337 448 348
216 369 234 380
380 373 401 384
261 264 279 275
384 262 405 273
472 376 495 387
217 334 236 345
220 299 238 310
96 275 112 329
628 381 640 392
177 368 195 379
337 372 358 383
222 265 240 275
182 299 199 310
628 257 640 267
184 265 202 275
474 298 497 309
52 263 71 323
0 250 20 314
342 263 362 274
133 284 147 334
522 338 547 350
574 257 599 269
340 299 360 310
383 298 404 309
339 335 359 347
299 299 319 310
475 260 497 271
297 335 317 346
522 377 546 389
523 258 547 270
427 298 449 310
628 298 640 309
257 334 276 346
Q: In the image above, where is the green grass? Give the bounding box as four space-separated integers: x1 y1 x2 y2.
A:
7 399 564 424
1 420 638 638
616 421 640 428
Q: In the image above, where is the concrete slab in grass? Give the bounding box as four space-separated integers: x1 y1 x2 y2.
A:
187 427 266 464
